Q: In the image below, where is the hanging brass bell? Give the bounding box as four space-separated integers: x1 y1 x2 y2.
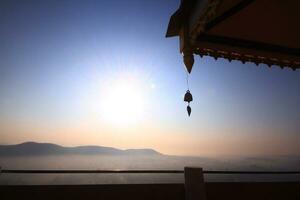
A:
184 90 193 117
184 90 193 103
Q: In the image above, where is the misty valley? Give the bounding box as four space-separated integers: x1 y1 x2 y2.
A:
0 143 299 185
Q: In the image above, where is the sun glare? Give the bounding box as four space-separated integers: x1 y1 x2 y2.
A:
100 75 145 127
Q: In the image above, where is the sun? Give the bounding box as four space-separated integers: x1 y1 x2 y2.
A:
100 75 145 127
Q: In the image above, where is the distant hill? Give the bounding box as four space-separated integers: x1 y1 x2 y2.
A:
0 142 161 156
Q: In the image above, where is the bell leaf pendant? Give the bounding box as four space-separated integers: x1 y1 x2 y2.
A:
187 105 191 116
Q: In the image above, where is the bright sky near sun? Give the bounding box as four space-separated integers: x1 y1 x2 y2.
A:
0 0 300 156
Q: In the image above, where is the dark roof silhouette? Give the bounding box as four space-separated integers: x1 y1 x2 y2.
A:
166 0 300 71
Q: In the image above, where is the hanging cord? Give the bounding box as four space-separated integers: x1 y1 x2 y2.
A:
186 71 190 91
186 72 190 106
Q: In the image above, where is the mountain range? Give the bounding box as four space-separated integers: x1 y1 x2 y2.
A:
0 142 161 156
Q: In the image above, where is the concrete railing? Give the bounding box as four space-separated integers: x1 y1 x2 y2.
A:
1 167 300 200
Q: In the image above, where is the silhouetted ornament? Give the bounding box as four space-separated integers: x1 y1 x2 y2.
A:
183 53 194 73
184 90 193 103
187 105 191 116
184 90 193 116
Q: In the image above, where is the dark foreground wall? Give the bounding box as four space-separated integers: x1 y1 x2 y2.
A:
1 182 300 200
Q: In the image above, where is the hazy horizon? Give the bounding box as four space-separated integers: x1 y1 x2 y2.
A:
1 143 299 184
0 141 299 158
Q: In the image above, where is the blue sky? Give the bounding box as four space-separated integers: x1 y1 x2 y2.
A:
0 0 299 156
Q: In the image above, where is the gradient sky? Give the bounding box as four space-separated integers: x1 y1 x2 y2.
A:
0 0 299 156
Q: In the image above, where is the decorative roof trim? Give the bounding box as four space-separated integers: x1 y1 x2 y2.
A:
195 48 299 70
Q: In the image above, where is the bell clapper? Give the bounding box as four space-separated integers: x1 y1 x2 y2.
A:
187 104 191 116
